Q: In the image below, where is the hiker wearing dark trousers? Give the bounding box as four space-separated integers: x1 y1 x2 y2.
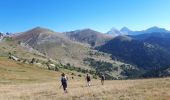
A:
60 73 68 93
101 74 105 85
86 74 91 87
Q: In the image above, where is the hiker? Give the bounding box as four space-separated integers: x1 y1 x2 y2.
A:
101 74 105 85
60 73 68 93
86 74 91 87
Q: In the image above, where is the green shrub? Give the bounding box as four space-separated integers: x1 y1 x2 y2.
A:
78 74 82 77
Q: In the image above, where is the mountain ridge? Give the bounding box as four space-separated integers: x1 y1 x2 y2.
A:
64 28 112 47
2 26 170 78
106 26 170 36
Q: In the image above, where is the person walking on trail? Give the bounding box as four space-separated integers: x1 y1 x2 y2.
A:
101 74 105 85
86 74 91 87
60 73 68 93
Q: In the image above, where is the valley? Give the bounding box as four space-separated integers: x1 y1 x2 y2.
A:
1 0 170 99
1 26 170 100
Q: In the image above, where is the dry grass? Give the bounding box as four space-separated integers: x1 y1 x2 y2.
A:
0 78 170 100
0 58 170 100
0 57 59 84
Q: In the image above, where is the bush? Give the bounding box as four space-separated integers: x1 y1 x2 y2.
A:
78 74 82 77
71 73 75 75
66 63 71 67
93 75 97 79
54 66 59 71
30 58 36 64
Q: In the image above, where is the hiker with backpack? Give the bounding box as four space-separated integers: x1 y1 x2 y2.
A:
86 74 91 87
60 73 68 93
101 74 105 85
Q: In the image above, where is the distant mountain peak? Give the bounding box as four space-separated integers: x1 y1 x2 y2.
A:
67 28 96 34
64 28 112 47
126 26 170 35
82 28 92 31
34 26 42 29
31 26 52 31
120 27 132 35
107 27 122 36
25 26 56 35
80 28 97 32
145 26 168 33
120 27 131 31
149 26 159 29
143 26 169 33
109 27 120 32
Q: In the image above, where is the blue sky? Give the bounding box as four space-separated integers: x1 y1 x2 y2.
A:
0 0 170 33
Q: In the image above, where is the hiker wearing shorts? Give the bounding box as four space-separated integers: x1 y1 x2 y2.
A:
60 73 68 93
86 74 91 87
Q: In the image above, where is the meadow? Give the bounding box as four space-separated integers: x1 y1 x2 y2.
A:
0 58 170 100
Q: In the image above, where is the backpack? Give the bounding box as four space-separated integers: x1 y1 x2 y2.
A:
86 76 91 81
101 75 105 80
61 77 67 84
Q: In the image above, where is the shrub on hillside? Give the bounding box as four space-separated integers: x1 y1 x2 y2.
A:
78 74 82 77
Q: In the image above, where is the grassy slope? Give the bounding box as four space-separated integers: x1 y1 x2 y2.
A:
1 38 169 100
0 58 169 100
1 38 128 78
1 78 170 99
0 57 84 84
36 42 91 69
0 40 47 61
0 57 58 84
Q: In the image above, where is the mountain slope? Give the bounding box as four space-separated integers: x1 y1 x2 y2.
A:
129 26 169 35
64 29 112 47
14 27 69 47
131 32 170 50
11 27 141 79
0 57 58 84
97 35 170 70
13 27 91 68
